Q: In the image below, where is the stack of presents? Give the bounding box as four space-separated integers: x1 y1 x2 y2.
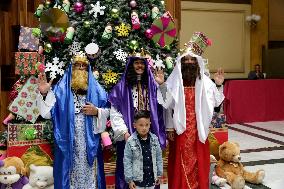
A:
0 26 54 188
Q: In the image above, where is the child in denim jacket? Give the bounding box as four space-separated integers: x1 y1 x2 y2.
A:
123 110 163 189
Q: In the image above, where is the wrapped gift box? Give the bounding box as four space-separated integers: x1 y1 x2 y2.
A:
8 76 40 123
7 123 53 160
18 26 39 51
15 52 44 76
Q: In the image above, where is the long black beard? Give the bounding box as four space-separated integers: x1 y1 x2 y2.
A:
181 63 200 87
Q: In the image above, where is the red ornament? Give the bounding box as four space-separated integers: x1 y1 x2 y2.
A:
143 13 148 19
73 2 85 14
145 29 153 39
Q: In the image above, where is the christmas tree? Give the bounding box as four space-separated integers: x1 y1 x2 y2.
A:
37 0 178 89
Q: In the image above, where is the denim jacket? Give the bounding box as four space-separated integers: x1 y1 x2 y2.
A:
123 132 163 183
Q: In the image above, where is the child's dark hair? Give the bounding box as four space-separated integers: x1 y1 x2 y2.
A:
134 110 150 122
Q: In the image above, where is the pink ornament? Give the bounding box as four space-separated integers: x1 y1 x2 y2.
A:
206 38 212 46
145 29 153 39
73 2 85 14
129 0 137 8
37 63 46 73
38 45 44 54
131 11 140 30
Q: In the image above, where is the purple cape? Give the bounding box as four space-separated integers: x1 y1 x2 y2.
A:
108 57 166 148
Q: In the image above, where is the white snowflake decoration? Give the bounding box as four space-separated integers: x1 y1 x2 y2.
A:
69 41 82 56
113 49 128 62
89 1 106 18
45 57 65 79
153 55 165 69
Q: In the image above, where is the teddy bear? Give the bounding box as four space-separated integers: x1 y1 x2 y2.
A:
23 164 53 189
0 157 29 189
215 141 265 189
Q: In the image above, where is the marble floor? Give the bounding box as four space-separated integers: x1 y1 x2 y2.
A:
161 121 284 189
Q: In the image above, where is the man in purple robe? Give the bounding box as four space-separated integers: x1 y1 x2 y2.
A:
108 52 167 189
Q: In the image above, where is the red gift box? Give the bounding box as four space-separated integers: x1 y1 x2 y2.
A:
210 127 228 145
7 123 53 159
15 52 44 76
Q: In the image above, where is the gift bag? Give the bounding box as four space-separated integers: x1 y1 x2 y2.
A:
8 76 40 123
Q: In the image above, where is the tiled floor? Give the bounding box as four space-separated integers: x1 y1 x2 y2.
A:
161 121 284 189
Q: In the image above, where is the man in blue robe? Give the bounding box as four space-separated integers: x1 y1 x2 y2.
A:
37 52 108 189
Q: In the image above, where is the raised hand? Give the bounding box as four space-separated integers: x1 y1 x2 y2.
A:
154 68 165 85
38 72 53 95
213 68 225 85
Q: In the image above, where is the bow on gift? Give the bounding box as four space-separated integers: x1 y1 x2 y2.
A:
24 128 38 140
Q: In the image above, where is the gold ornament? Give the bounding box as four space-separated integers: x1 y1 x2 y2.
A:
102 70 119 85
115 23 131 37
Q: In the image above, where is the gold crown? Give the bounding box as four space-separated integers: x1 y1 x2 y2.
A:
129 48 147 58
73 51 89 64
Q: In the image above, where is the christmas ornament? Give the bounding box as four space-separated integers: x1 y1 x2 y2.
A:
44 43 52 53
73 2 85 14
102 70 119 85
83 21 91 28
48 34 65 43
151 7 160 20
145 29 153 39
45 57 65 79
24 128 37 140
161 1 165 6
37 62 46 73
38 45 44 54
64 27 75 44
129 0 137 8
115 23 131 37
113 49 128 62
150 11 176 47
128 40 139 50
34 4 44 18
131 11 140 30
102 25 113 40
165 56 173 70
153 54 165 69
111 8 119 19
40 8 69 38
69 41 82 56
89 1 106 18
44 0 52 8
143 13 148 19
32 28 41 37
83 21 91 29
62 0 70 13
85 43 100 59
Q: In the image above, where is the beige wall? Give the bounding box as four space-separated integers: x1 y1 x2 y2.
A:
181 1 251 78
269 0 284 41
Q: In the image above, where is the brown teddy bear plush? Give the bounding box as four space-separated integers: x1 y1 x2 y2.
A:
215 141 265 189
